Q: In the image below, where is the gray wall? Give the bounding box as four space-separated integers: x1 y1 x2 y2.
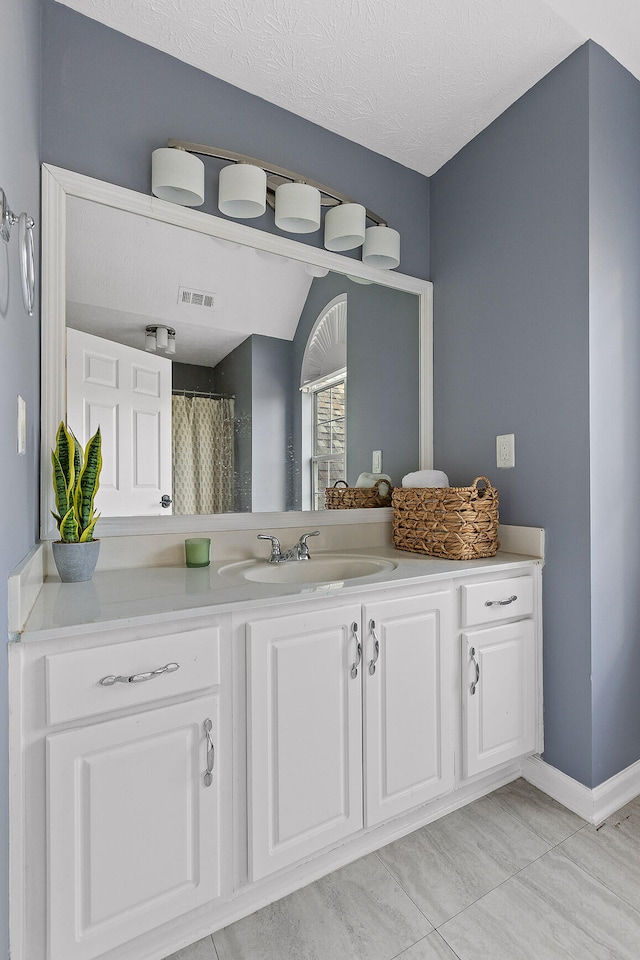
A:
215 339 253 512
430 46 594 785
40 0 429 280
172 361 217 394
588 45 640 784
291 273 420 507
1 0 41 952
250 336 293 514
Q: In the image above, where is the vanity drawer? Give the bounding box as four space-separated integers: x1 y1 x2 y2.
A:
460 575 534 627
46 626 220 726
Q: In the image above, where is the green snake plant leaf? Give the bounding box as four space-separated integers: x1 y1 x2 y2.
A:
54 422 77 493
51 451 70 519
79 514 100 543
75 428 102 535
59 507 79 542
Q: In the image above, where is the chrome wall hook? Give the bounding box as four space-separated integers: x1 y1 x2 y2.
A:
1 186 36 316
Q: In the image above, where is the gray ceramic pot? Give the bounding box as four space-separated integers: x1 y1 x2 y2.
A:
52 539 100 583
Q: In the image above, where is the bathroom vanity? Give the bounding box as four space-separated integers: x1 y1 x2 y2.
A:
9 544 542 960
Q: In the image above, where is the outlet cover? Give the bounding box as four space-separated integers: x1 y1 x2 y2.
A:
496 433 515 468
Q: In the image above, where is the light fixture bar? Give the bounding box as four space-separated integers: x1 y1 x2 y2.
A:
166 138 388 226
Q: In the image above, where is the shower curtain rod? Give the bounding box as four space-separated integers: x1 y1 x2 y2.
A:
172 388 235 400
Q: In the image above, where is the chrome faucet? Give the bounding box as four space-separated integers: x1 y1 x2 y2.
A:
257 530 320 563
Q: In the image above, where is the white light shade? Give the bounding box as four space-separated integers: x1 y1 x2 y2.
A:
275 182 321 234
324 203 366 251
145 330 157 352
166 336 176 355
218 163 266 219
151 148 205 206
155 326 169 350
362 226 400 269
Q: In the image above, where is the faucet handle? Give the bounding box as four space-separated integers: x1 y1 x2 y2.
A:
298 530 320 546
297 530 320 559
257 534 282 561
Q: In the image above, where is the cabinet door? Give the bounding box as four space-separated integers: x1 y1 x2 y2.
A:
462 620 536 778
363 591 453 827
47 695 220 960
247 605 363 881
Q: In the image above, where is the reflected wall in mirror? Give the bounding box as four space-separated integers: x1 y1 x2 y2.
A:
41 165 432 536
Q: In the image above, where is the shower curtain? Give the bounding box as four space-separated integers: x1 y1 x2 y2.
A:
172 395 235 514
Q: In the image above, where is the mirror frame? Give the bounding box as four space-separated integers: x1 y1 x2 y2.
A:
41 163 433 538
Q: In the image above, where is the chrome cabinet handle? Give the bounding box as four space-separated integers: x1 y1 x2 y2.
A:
204 718 215 787
100 662 180 686
485 594 517 607
160 494 173 508
368 619 380 675
469 647 480 695
350 622 362 679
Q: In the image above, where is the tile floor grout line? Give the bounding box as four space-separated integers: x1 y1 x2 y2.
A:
209 934 220 960
552 842 640 921
388 930 465 960
484 791 586 847
372 850 438 930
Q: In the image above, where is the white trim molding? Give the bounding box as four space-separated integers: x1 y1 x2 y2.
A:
522 754 640 825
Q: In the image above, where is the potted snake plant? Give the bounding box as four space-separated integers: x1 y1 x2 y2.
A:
51 421 102 582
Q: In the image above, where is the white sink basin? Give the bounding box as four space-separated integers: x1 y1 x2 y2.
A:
218 553 397 585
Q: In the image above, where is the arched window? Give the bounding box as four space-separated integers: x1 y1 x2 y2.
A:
300 296 347 510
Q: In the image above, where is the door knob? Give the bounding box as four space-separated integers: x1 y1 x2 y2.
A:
160 494 173 508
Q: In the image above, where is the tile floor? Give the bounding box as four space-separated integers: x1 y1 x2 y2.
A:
163 779 640 960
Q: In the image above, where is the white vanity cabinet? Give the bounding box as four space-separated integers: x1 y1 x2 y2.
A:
246 588 453 880
48 694 221 960
362 591 453 826
15 620 230 960
458 574 539 779
11 552 542 960
246 604 364 881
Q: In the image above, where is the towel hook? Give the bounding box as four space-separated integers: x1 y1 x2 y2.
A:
1 187 36 316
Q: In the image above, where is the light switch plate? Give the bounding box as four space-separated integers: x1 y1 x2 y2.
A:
496 433 515 468
372 450 382 472
17 396 26 455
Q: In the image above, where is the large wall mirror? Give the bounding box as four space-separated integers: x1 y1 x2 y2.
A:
41 164 432 537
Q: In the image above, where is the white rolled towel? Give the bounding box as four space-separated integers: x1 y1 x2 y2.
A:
402 469 449 488
355 472 392 492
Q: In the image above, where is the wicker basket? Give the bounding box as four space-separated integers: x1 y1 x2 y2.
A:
325 478 393 510
392 476 499 560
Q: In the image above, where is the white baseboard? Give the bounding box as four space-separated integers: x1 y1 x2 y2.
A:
522 755 640 825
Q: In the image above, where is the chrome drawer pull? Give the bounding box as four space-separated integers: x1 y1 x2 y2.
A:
484 594 517 607
368 619 380 676
204 718 215 787
470 647 480 695
99 662 180 686
350 622 362 679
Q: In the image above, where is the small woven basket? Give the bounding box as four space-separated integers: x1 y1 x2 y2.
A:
392 476 499 560
325 478 393 510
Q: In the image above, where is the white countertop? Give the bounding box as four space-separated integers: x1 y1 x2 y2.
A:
17 546 541 642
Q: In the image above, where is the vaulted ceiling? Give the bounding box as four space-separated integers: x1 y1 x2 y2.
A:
54 1 639 176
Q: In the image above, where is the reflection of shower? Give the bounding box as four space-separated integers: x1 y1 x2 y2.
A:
171 392 235 515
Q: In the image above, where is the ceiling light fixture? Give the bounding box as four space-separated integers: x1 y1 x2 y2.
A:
145 324 176 354
150 140 400 269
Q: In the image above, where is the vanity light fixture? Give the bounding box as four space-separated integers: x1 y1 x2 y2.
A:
150 140 400 268
145 324 176 354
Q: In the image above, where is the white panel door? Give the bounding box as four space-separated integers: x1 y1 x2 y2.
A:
247 605 363 881
47 696 220 960
66 327 172 516
462 619 536 778
363 591 453 826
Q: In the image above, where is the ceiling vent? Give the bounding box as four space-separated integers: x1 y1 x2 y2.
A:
178 286 215 308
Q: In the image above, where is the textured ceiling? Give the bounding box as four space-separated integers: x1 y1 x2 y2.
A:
54 0 588 176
